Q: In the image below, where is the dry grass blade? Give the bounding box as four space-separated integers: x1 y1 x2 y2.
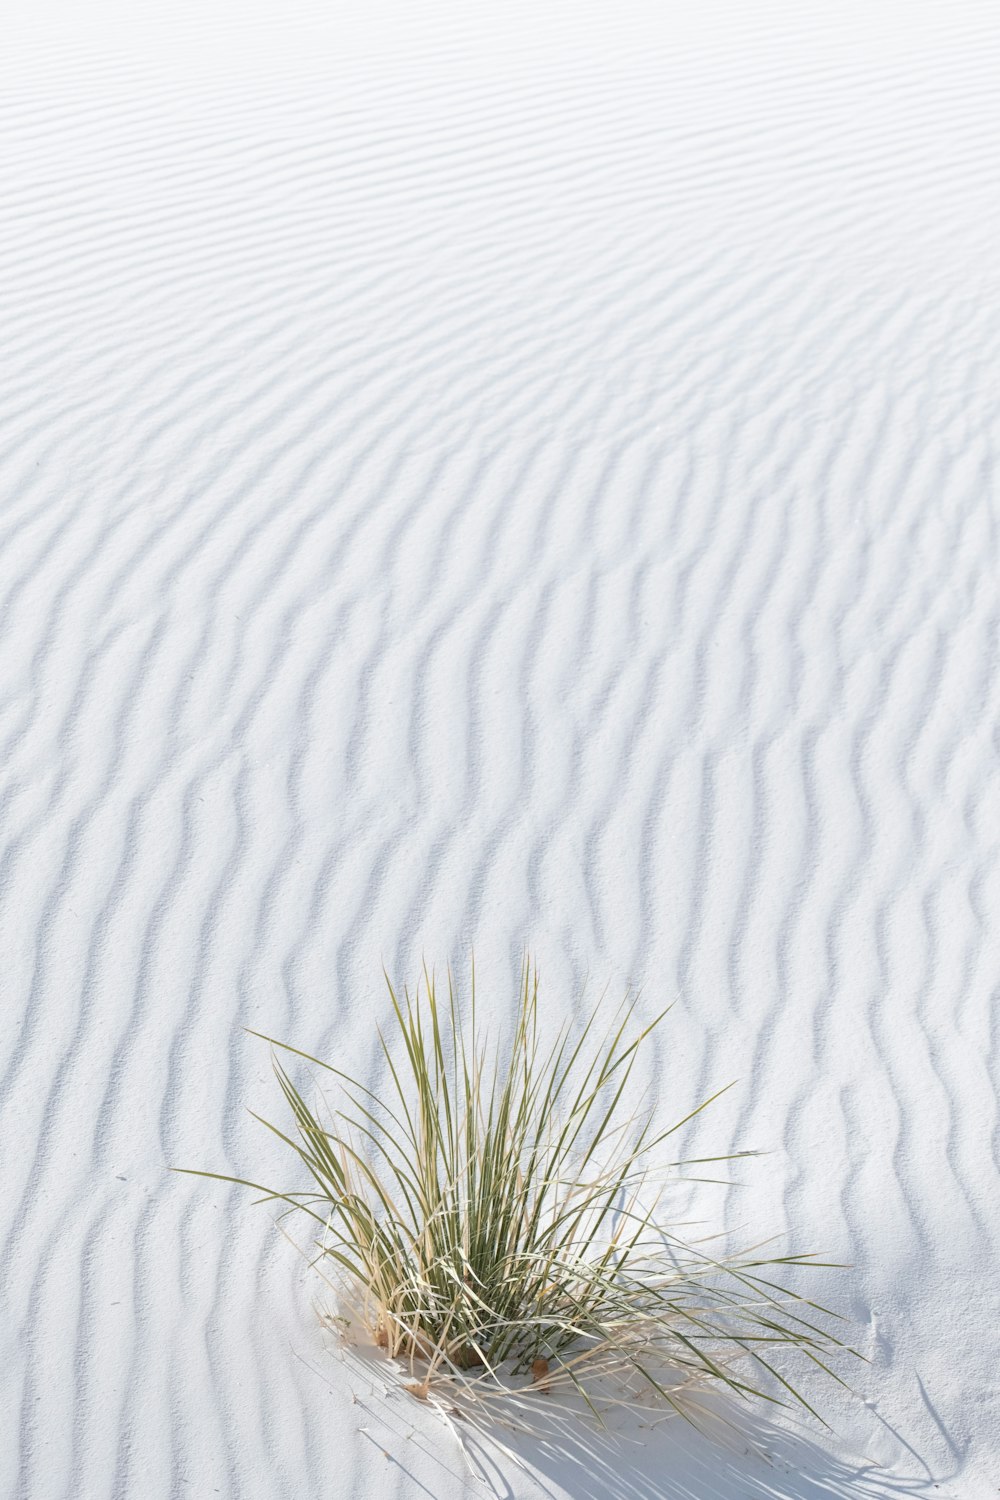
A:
176 959 857 1426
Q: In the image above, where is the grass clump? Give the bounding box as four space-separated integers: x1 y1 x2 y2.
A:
180 961 855 1424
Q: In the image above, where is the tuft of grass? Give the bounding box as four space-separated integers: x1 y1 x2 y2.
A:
178 961 857 1424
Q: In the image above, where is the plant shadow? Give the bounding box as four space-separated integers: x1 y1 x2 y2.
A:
462 1404 952 1500
328 1334 956 1500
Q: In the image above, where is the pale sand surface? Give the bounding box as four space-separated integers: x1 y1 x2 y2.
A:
2 3 999 1496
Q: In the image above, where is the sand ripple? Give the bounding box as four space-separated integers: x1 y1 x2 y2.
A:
2 4 999 1496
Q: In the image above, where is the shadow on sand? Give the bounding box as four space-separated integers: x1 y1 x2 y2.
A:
328 1340 956 1500
457 1404 953 1500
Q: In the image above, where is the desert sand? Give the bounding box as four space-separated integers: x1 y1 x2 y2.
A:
2 2 999 1496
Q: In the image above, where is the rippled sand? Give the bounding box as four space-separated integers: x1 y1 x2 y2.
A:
2 3 998 1496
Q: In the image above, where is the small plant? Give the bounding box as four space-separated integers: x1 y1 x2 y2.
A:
179 962 855 1424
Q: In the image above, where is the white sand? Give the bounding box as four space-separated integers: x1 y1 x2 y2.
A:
2 2 999 1495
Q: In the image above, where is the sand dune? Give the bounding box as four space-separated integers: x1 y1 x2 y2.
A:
2 2 999 1495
